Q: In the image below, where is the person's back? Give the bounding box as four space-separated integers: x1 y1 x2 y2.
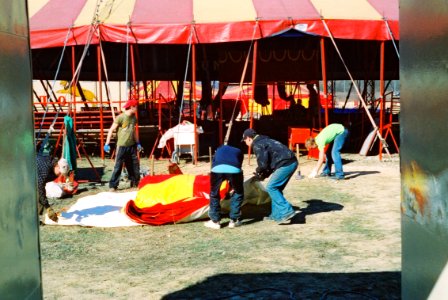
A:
205 144 244 229
252 134 297 173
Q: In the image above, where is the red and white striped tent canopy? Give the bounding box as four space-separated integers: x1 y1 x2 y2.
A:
29 0 399 49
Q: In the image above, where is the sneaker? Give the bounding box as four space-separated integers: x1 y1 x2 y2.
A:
109 187 117 192
228 219 242 228
278 211 298 224
204 220 221 229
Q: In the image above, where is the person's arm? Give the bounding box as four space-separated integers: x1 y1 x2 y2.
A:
309 147 325 178
105 122 119 146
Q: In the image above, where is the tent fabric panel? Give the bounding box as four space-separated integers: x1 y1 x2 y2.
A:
194 0 257 23
74 0 99 26
367 0 399 21
311 0 382 20
317 20 397 40
29 0 87 30
131 0 193 24
101 24 192 44
92 0 137 25
27 0 52 18
253 0 320 20
30 26 96 49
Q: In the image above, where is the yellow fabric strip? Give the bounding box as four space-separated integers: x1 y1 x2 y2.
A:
194 0 257 23
28 0 50 18
134 175 196 208
311 0 381 20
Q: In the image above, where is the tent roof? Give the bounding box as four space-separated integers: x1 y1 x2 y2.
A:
29 0 399 48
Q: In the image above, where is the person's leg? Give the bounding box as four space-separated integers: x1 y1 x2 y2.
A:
109 147 125 189
124 146 140 187
228 172 244 221
332 128 349 179
265 163 296 222
208 172 224 222
322 143 334 175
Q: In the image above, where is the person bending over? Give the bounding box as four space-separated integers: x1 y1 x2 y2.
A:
306 123 349 180
204 144 244 230
242 128 297 224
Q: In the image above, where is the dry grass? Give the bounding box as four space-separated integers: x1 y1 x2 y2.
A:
41 153 401 299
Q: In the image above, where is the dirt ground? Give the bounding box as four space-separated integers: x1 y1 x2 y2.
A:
40 152 401 299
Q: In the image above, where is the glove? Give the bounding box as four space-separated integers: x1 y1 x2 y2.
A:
104 144 111 153
308 168 318 179
47 207 59 223
136 143 143 153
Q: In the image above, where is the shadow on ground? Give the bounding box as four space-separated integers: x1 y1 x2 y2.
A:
161 271 400 299
291 199 344 224
344 170 380 179
242 199 343 225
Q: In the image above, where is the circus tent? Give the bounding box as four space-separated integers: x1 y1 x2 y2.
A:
29 0 398 48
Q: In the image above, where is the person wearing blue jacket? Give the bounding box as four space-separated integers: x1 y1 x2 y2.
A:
204 144 244 230
242 128 298 224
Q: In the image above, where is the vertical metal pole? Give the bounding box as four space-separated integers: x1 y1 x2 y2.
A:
248 40 258 165
320 38 329 126
379 41 385 161
219 83 223 144
249 40 258 130
97 45 104 160
130 44 140 139
71 46 77 131
192 44 198 164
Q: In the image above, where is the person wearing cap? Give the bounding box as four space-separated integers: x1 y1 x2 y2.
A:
204 144 244 229
36 155 64 223
104 99 143 191
242 128 298 224
305 123 349 180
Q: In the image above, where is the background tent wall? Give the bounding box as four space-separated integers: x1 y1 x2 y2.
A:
401 0 448 298
31 38 399 83
0 1 43 298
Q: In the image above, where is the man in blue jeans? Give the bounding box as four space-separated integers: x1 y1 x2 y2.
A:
305 123 349 180
242 128 298 224
104 99 143 191
204 144 244 229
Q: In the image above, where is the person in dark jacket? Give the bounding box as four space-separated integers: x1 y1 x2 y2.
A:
242 128 297 224
204 144 244 229
36 155 63 223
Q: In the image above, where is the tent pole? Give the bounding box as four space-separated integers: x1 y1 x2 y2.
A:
321 19 391 159
248 40 258 165
379 41 385 161
71 46 77 132
192 43 198 164
97 45 105 161
320 38 329 127
249 40 258 130
219 83 223 144
130 44 140 145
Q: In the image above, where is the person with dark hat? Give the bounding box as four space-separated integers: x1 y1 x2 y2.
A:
204 144 244 229
242 128 298 224
104 99 143 191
